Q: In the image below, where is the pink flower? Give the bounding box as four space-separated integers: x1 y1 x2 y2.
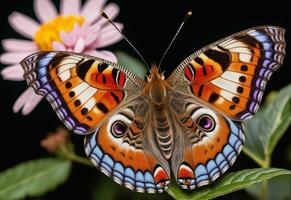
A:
0 0 123 115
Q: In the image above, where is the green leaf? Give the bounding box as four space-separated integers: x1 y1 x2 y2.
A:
166 168 291 200
243 84 291 167
115 51 148 79
246 174 291 200
0 158 71 200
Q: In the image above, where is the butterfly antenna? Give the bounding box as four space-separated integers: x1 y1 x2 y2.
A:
157 10 192 71
100 11 151 72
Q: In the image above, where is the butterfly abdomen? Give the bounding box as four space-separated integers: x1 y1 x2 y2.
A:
153 104 173 160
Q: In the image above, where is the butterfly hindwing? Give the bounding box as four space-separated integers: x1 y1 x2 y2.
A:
84 97 171 193
168 26 286 120
21 51 145 135
169 93 245 189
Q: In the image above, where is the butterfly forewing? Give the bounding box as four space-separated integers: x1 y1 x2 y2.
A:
168 26 286 120
21 51 145 135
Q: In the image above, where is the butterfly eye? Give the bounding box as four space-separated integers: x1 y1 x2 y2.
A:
111 121 127 137
197 114 215 132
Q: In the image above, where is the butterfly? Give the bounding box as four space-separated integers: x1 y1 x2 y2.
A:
21 26 286 193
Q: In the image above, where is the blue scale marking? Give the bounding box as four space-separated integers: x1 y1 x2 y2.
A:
144 172 155 184
63 119 74 130
89 133 97 148
262 43 273 51
207 160 218 174
195 164 207 178
90 154 100 165
145 183 156 189
135 171 144 182
37 66 48 78
102 155 114 169
58 107 68 118
235 140 242 151
215 153 225 166
259 68 267 77
263 60 271 68
75 126 86 133
49 90 59 99
248 30 262 37
196 174 209 184
65 116 75 126
43 83 52 91
226 119 239 136
113 171 123 180
124 177 135 185
37 54 54 69
114 162 124 174
209 167 219 178
227 151 236 161
255 35 270 43
125 168 135 180
38 74 49 86
219 160 228 170
136 182 144 188
265 51 273 59
92 145 103 159
100 162 112 174
228 134 239 148
223 144 233 157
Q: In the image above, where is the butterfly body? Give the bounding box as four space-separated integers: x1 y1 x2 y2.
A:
21 26 286 193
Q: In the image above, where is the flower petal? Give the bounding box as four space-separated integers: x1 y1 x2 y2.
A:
79 22 91 37
0 52 33 65
81 0 106 23
84 24 100 46
74 38 85 53
1 64 24 81
2 39 38 52
60 31 76 47
8 12 40 39
22 92 43 115
52 41 66 51
34 0 58 23
94 3 119 26
90 23 123 49
13 87 43 115
60 0 81 15
85 50 117 63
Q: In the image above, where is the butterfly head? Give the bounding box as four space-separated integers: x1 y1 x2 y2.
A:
147 64 165 81
144 64 170 104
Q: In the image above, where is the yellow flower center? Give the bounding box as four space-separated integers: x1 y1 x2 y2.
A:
34 16 84 51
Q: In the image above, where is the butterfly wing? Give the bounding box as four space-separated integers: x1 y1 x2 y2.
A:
21 51 145 135
84 96 171 193
169 92 244 189
167 26 285 190
167 26 286 120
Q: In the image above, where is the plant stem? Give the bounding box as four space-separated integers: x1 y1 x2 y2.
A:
243 148 271 200
242 148 267 168
260 180 268 200
59 146 93 167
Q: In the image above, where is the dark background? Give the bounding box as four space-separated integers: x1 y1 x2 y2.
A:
0 0 290 199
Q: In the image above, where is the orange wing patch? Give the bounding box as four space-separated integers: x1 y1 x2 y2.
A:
85 105 170 193
21 52 144 135
169 26 286 120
